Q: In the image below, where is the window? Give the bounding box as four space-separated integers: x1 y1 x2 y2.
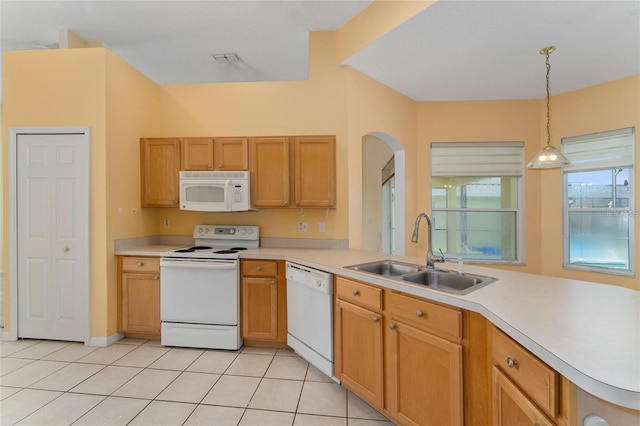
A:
562 127 635 275
431 142 524 263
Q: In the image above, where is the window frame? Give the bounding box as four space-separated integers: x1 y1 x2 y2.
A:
561 127 636 276
430 142 526 264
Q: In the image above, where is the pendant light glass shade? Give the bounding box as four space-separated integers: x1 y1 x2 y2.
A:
527 145 571 168
527 45 571 169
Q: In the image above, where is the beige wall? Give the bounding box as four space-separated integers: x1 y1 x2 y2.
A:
539 75 640 290
416 99 543 273
345 66 418 255
2 32 638 337
2 49 108 332
151 32 350 241
1 48 164 336
103 50 164 336
415 76 640 290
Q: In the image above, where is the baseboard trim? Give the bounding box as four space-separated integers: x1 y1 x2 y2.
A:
89 332 124 347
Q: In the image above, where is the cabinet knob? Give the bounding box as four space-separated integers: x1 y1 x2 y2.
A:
372 316 380 323
208 164 213 169
352 290 360 296
154 275 159 280
256 266 262 271
218 164 222 169
506 357 518 369
416 310 424 318
270 280 276 285
63 246 70 253
389 323 396 330
137 262 144 267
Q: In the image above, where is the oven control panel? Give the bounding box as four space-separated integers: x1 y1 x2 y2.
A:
193 225 259 240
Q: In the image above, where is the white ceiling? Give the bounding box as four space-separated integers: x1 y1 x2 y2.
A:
1 0 639 102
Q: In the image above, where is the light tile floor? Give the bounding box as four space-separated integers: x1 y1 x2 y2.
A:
0 338 395 425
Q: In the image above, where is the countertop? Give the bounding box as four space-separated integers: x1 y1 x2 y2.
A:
116 245 640 410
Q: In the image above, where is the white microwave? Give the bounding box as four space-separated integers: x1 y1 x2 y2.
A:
179 171 251 212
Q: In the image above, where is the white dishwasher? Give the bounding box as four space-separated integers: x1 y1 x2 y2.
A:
286 262 337 382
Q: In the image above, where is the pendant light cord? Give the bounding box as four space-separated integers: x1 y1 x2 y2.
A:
545 50 551 147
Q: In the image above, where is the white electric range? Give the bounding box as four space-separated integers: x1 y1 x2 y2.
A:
160 224 259 350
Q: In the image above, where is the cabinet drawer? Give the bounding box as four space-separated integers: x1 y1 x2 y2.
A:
491 327 559 418
386 291 461 340
242 259 278 276
122 256 160 273
335 276 382 311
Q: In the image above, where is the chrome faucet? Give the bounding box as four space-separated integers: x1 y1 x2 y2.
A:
411 212 445 269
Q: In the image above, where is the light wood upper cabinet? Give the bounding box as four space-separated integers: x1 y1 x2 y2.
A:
182 138 215 170
215 138 249 171
182 137 248 171
140 138 181 207
250 137 291 208
293 136 336 207
249 135 336 209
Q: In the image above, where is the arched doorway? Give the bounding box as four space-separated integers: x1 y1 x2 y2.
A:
361 133 406 255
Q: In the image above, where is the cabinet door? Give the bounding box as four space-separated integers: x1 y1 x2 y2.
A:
334 299 384 407
214 138 249 171
492 366 556 426
242 276 278 340
140 138 181 207
293 136 336 207
250 137 290 207
122 273 160 334
386 320 463 426
182 138 214 170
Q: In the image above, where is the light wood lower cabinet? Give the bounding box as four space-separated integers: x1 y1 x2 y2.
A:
240 259 287 346
334 276 463 425
491 326 576 426
334 297 384 407
119 256 161 337
385 291 463 426
493 366 555 426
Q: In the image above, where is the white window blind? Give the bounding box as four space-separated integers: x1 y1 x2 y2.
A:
431 142 524 177
562 127 635 172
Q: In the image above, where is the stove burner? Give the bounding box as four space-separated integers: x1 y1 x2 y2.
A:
214 250 238 254
230 247 248 251
174 245 213 253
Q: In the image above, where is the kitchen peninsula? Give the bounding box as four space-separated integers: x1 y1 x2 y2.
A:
116 242 640 424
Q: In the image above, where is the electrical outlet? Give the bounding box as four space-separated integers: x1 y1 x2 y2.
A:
297 221 308 232
164 218 170 228
318 221 326 233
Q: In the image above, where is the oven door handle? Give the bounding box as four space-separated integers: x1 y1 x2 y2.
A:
160 259 238 270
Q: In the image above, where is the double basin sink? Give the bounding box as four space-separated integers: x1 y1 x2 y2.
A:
345 260 496 295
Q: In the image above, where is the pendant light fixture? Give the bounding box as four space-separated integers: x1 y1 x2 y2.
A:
527 46 571 169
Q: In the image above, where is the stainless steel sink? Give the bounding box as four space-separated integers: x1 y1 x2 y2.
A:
401 269 496 295
345 260 422 277
345 260 496 295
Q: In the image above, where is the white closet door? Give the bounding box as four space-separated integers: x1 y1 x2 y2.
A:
17 131 90 342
